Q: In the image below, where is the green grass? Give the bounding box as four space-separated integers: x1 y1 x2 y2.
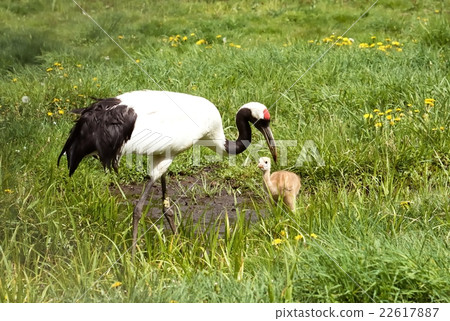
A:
0 0 449 302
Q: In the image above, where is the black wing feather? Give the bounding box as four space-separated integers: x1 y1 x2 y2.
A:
58 98 137 176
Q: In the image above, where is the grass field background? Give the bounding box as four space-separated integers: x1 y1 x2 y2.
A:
0 0 449 302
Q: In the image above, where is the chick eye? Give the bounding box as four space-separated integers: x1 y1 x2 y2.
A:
265 161 268 164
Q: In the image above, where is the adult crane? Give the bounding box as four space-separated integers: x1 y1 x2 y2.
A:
58 90 277 255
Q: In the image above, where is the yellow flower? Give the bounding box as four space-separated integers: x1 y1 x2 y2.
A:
377 42 383 46
396 108 402 112
386 115 392 120
4 189 13 194
375 122 382 128
47 112 53 116
58 110 64 115
76 64 82 68
294 234 303 241
216 35 222 38
196 39 206 45
363 113 373 119
385 109 393 114
389 121 395 126
73 85 78 89
12 78 18 82
424 98 435 107
52 98 60 103
435 9 440 14
373 108 380 113
169 300 178 303
118 35 124 39
378 112 385 116
400 201 411 209
310 233 318 239
272 238 283 245
280 230 286 237
190 33 195 36
46 67 53 72
182 36 187 41
54 62 61 66
135 59 140 63
440 126 444 131
111 281 122 288
92 77 98 81
371 36 376 40
394 117 401 121
414 109 419 113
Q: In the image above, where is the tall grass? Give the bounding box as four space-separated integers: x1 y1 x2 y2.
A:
0 0 449 302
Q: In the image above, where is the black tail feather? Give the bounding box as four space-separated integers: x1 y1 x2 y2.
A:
58 98 137 176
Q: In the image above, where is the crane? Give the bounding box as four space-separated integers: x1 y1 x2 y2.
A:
58 90 277 255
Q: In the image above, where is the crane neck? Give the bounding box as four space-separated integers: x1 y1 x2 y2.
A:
224 108 252 155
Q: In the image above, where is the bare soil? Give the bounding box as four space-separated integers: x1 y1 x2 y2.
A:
112 172 266 233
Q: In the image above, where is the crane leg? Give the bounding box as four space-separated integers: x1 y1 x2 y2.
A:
132 177 155 257
161 174 177 234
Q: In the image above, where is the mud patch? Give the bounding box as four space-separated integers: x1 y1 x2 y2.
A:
111 172 267 234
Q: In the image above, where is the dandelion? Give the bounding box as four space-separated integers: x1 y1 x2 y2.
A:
363 113 373 119
190 33 195 36
385 109 393 114
46 67 53 72
375 122 382 128
58 110 64 115
371 36 376 40
280 230 286 237
377 42 383 46
22 96 30 104
73 85 78 89
135 59 140 63
169 300 178 303
394 117 401 122
434 9 440 14
310 233 318 239
424 98 435 107
47 112 53 116
76 64 82 68
216 35 222 39
400 201 411 209
378 112 385 116
182 36 187 41
386 115 392 120
308 40 315 44
12 78 18 82
4 189 13 194
52 98 60 103
111 281 122 288
396 48 403 52
373 108 380 113
118 35 124 39
272 238 283 246
396 108 402 112
440 126 444 131
414 109 419 113
196 39 206 45
389 121 395 126
294 234 303 241
92 77 98 81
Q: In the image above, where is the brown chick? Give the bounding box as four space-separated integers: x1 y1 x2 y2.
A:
258 157 301 211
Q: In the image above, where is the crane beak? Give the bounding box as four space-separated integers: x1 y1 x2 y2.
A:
258 125 277 163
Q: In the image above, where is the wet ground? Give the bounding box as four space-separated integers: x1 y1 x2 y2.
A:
112 173 266 233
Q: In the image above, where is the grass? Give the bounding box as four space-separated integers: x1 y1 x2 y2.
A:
0 0 449 302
